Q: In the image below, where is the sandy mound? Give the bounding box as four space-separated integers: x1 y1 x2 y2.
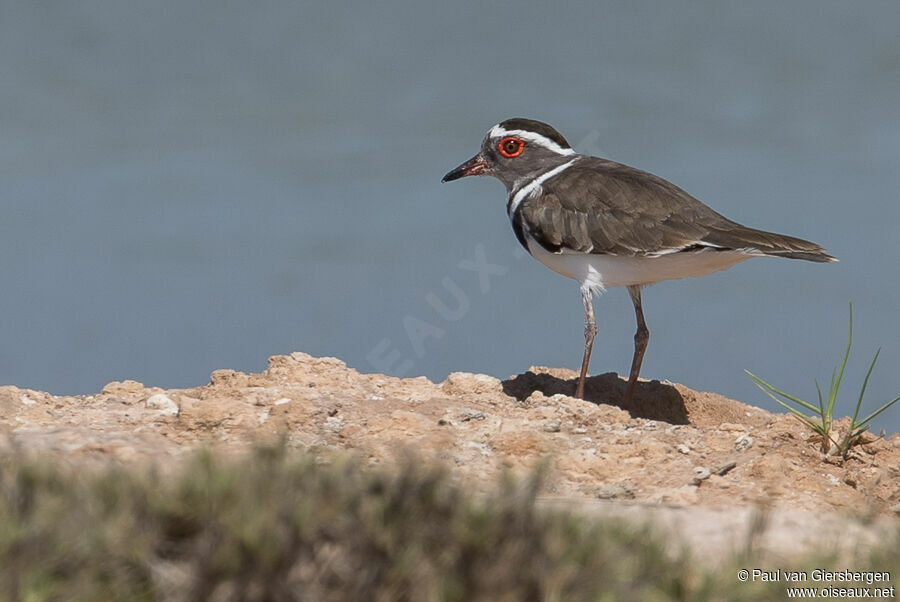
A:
2 351 898 560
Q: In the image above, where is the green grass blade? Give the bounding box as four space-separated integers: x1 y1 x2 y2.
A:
849 426 869 441
814 379 825 416
851 348 880 425
766 397 823 433
745 370 821 414
853 393 900 429
745 375 824 434
827 303 853 416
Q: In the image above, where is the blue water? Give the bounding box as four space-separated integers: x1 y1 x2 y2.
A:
2 1 899 432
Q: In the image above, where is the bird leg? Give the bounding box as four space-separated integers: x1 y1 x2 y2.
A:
624 285 649 403
575 285 597 399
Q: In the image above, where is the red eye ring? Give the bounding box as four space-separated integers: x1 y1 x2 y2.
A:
498 137 525 158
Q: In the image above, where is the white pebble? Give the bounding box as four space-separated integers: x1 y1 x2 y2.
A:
734 434 754 451
145 394 179 417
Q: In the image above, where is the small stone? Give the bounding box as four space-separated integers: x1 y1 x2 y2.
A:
458 410 486 422
596 482 635 500
890 503 900 515
573 427 587 435
324 416 345 432
542 420 562 433
691 466 711 485
145 394 179 417
676 444 690 455
643 420 660 431
274 397 291 406
20 394 36 406
524 391 548 405
734 434 754 451
715 460 737 476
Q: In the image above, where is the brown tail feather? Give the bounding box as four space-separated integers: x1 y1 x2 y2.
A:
703 224 837 263
765 249 836 263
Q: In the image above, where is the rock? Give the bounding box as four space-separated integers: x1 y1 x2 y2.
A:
715 460 737 476
677 444 691 455
524 391 548 405
734 434 754 451
692 466 711 485
145 394 179 417
596 482 635 500
441 372 502 396
458 409 486 422
542 420 562 433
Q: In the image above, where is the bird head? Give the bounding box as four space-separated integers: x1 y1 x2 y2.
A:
442 118 576 191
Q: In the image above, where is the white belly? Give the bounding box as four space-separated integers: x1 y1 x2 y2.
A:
526 235 753 292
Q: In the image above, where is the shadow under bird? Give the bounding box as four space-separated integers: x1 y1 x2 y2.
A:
442 118 836 402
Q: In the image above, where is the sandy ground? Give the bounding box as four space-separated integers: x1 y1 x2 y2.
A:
2 351 899 562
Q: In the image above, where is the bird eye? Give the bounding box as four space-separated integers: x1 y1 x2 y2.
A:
498 137 524 158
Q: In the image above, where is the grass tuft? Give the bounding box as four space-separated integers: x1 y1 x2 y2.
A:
746 303 900 458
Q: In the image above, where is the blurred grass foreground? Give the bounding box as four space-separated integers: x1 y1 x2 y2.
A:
0 444 895 601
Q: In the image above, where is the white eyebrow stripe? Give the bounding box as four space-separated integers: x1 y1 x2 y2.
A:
489 125 576 156
507 158 579 217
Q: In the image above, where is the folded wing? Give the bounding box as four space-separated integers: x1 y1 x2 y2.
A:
518 157 835 263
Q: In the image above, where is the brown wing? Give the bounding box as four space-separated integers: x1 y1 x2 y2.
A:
518 157 834 262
